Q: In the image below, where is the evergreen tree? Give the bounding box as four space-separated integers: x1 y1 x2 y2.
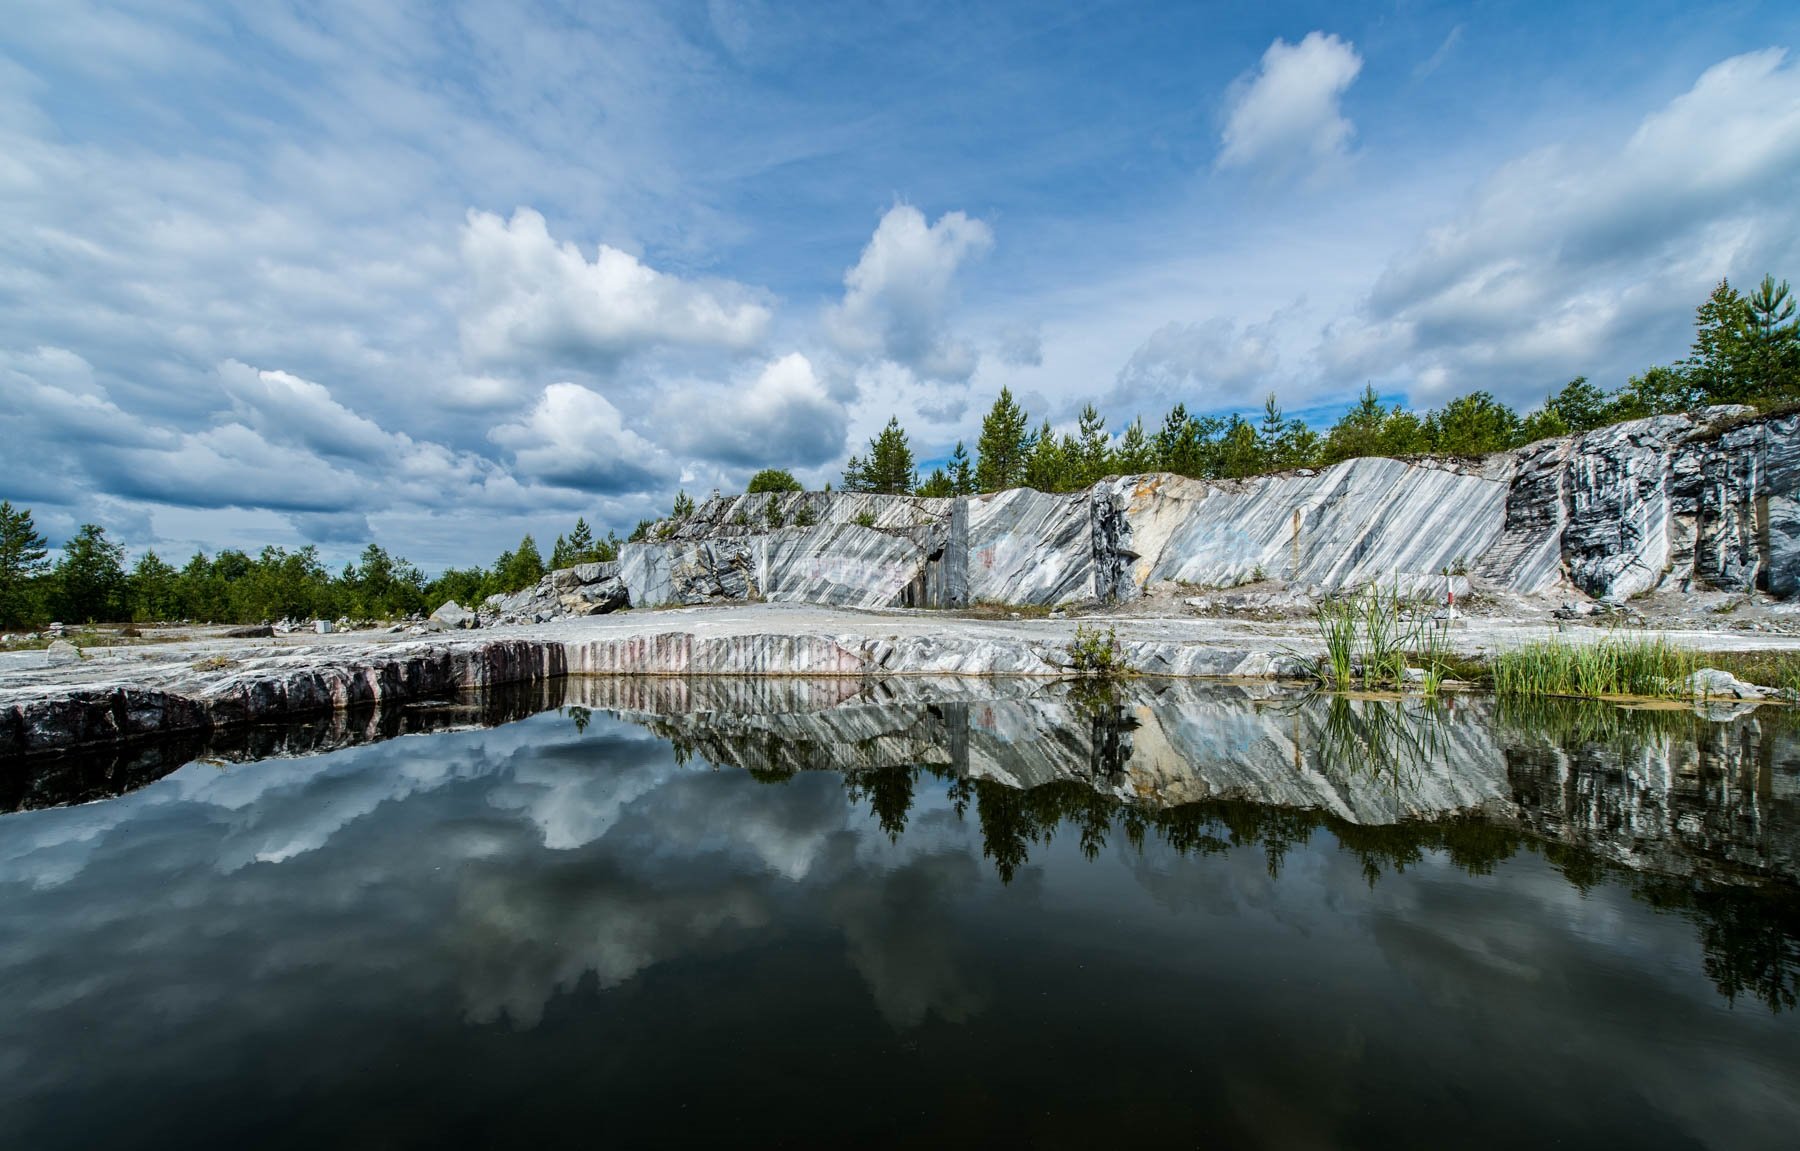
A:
671 490 696 519
974 387 1030 491
568 517 596 561
1740 274 1800 399
497 534 545 593
1023 419 1067 491
130 550 180 622
747 468 803 494
51 523 126 623
1114 417 1156 473
947 441 975 496
1684 279 1753 402
1076 404 1110 486
0 501 49 627
843 416 916 493
550 533 574 569
916 467 955 498
1321 387 1389 464
1217 415 1262 479
1426 392 1520 456
1155 404 1210 476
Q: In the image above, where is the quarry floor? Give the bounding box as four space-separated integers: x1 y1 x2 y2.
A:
9 600 1800 698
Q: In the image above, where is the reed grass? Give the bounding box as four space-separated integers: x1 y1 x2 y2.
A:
1302 586 1454 694
1488 635 1700 699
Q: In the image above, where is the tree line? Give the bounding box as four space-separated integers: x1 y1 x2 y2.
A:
0 504 618 629
824 272 1800 497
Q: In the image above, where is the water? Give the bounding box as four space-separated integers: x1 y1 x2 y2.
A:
1 678 1796 1149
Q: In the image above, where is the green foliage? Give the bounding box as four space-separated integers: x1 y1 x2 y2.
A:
915 468 954 497
1425 390 1520 456
51 523 127 623
1301 587 1451 693
1065 623 1123 676
1490 636 1701 699
747 468 803 494
671 490 696 520
852 509 877 528
975 386 1031 491
0 500 50 627
129 550 181 622
843 416 917 493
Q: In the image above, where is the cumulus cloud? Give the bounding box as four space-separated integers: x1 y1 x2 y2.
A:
1112 316 1280 406
218 360 396 463
1325 47 1800 403
458 208 771 367
827 204 994 381
489 382 675 493
1218 32 1363 177
668 353 848 468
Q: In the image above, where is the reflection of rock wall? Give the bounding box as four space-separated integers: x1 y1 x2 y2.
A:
571 678 1800 885
611 410 1800 609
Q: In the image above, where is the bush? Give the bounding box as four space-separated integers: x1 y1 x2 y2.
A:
1066 623 1123 675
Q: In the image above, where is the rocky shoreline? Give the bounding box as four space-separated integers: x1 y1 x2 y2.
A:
9 602 1800 759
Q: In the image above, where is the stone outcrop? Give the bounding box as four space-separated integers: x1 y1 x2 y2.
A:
479 562 629 626
597 407 1800 611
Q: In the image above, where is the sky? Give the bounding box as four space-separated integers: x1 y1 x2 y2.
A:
4 0 1800 571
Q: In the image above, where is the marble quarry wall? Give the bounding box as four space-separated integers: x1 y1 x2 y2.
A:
594 407 1800 612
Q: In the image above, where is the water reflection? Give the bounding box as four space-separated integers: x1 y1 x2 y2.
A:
1 678 1798 1148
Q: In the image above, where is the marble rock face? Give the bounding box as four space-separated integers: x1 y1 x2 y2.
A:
1108 457 1514 598
594 409 1800 611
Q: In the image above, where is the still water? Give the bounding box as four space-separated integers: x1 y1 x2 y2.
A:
1 678 1796 1149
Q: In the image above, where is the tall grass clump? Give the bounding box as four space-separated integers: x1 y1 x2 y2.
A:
1490 635 1700 699
1300 586 1453 694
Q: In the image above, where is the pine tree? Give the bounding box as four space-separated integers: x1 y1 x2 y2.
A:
0 501 49 627
1114 417 1155 473
130 550 180 622
975 387 1030 491
1740 275 1800 399
844 417 916 493
52 523 126 623
1684 279 1752 402
1076 404 1110 486
568 517 596 561
948 442 975 496
1023 419 1067 491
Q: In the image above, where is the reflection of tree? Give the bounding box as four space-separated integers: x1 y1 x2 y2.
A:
1637 878 1800 1013
940 771 1800 1014
845 766 918 842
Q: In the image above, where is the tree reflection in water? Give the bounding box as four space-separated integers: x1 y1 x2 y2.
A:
647 688 1800 1014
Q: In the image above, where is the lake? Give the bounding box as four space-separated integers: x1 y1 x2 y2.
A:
1 678 1796 1149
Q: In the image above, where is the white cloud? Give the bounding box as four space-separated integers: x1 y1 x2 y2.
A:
1113 317 1280 406
827 204 994 381
489 382 675 493
1218 32 1363 177
218 360 396 463
669 353 848 468
1329 48 1800 403
458 207 771 367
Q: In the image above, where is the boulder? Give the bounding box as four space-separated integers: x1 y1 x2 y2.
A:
1684 668 1770 700
431 600 477 630
223 625 274 639
45 639 81 665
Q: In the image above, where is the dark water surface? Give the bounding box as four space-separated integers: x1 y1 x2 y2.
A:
2 678 1797 1149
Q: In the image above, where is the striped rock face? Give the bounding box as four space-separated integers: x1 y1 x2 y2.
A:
596 409 1800 612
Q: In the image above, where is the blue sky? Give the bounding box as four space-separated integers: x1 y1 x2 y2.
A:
4 1 1799 569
